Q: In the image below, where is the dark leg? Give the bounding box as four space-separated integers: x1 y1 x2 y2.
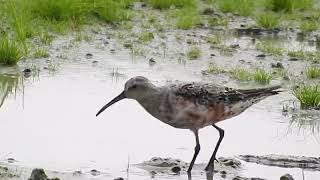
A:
187 130 200 173
205 124 224 171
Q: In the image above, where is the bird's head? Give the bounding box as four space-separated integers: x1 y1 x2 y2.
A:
96 76 153 116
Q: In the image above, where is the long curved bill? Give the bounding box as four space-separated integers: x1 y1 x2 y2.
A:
96 91 126 117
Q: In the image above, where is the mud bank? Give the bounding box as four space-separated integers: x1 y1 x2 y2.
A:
239 154 320 170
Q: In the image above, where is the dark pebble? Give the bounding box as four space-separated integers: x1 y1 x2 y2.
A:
114 177 124 180
220 170 227 175
92 60 98 64
288 58 299 61
149 58 156 66
23 69 32 73
90 169 100 176
7 158 15 163
271 62 284 69
210 53 215 57
256 54 266 58
85 53 93 59
230 44 240 48
110 49 116 53
171 166 181 173
280 174 294 180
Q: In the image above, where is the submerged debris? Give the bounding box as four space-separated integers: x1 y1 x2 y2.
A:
239 154 320 170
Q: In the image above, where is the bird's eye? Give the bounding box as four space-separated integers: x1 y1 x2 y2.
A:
131 85 137 89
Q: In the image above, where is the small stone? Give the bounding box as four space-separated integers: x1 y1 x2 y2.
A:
92 60 98 64
28 169 47 180
7 158 15 163
240 24 246 27
123 43 132 48
171 166 181 173
149 58 156 66
280 174 294 180
288 58 299 61
202 8 215 15
114 177 124 180
85 53 93 59
23 69 32 73
90 169 100 176
210 53 215 57
110 49 116 53
72 170 82 176
256 54 266 58
239 59 245 63
220 170 227 175
230 44 240 48
271 62 284 69
103 40 109 45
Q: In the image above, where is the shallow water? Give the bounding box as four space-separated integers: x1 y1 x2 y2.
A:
0 37 320 180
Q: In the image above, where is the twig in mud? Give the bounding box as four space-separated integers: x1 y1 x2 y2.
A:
127 155 130 180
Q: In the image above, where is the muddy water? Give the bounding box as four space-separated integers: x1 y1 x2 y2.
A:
0 39 320 180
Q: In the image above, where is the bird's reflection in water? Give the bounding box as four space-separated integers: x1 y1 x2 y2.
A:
187 171 213 180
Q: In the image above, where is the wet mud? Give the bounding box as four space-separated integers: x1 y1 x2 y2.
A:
239 154 320 171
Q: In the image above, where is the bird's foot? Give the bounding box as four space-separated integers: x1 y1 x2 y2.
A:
204 157 219 172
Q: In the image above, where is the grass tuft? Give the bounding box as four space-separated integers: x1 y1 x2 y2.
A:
215 0 254 16
187 46 201 59
33 48 49 58
253 69 272 84
149 0 195 9
255 12 280 29
299 20 318 34
306 66 320 79
230 68 252 81
256 41 283 56
294 85 320 109
0 37 22 65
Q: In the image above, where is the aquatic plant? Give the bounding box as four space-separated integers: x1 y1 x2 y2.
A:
187 46 201 59
33 48 49 58
176 5 200 30
148 0 195 9
39 32 54 45
207 63 226 74
230 68 252 81
256 41 283 56
139 32 154 43
266 0 313 12
306 66 320 79
255 12 280 29
299 20 318 34
253 69 272 84
206 35 221 45
207 17 228 27
294 85 320 109
287 50 305 59
215 0 254 16
0 37 22 66
93 0 131 23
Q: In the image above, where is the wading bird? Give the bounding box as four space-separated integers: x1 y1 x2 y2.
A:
96 76 281 172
